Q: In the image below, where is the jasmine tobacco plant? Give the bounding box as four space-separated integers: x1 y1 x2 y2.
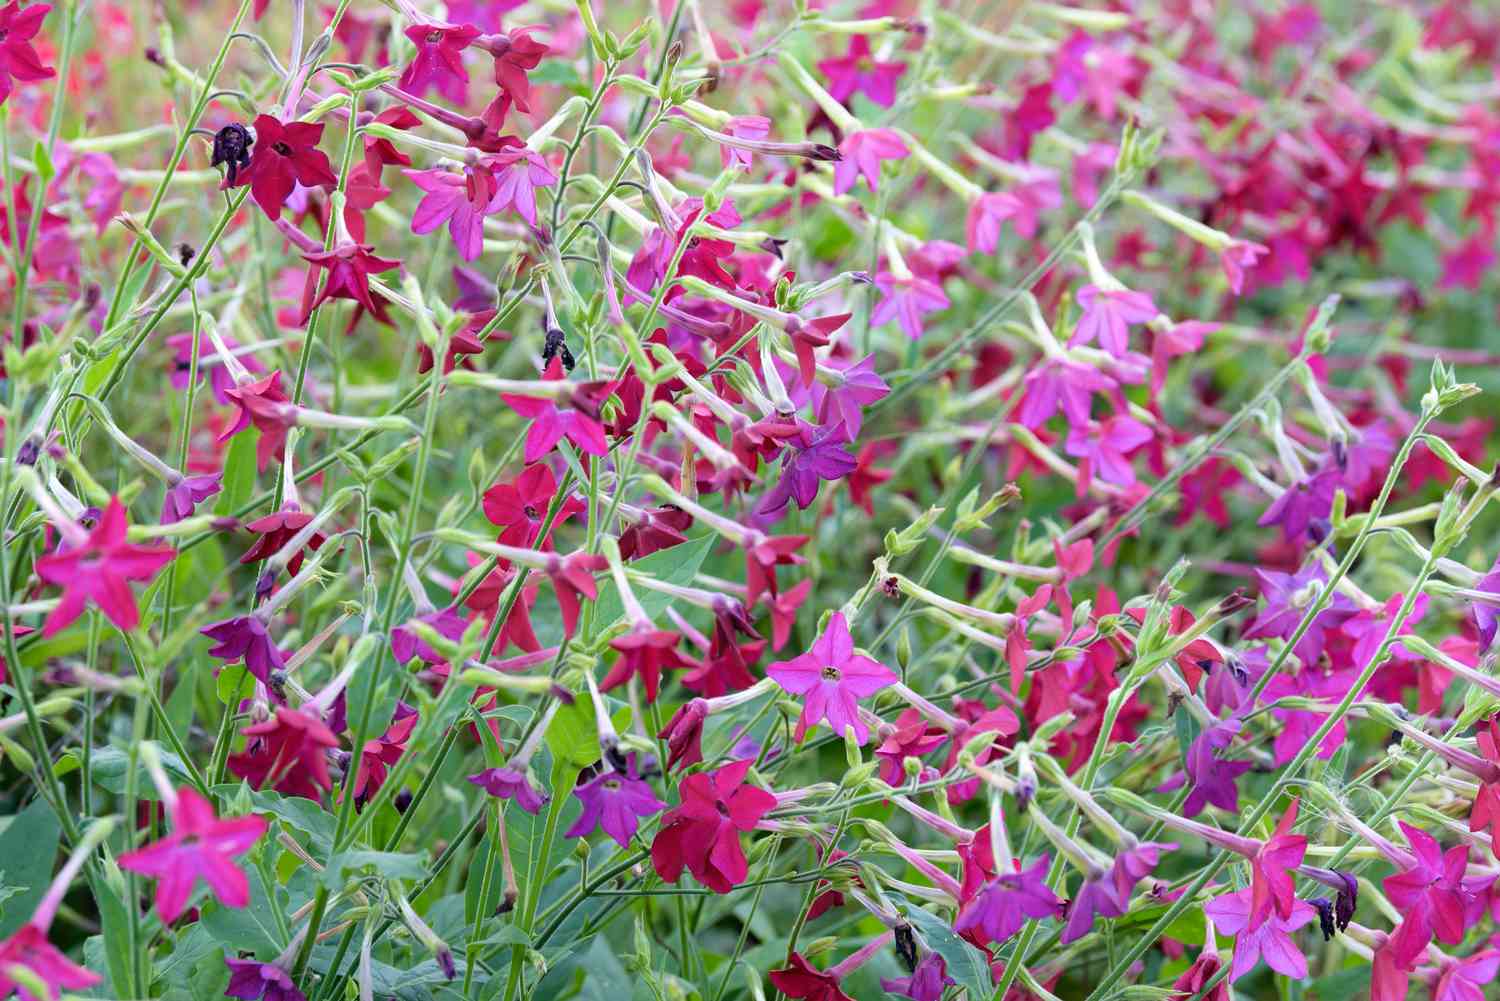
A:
3 2 1500 1000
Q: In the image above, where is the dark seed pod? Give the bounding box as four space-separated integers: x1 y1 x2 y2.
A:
211 123 254 185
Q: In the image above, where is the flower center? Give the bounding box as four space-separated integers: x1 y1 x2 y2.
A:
821 665 841 681
715 799 731 818
604 778 622 791
857 57 874 72
426 30 444 43
272 141 293 157
523 504 539 519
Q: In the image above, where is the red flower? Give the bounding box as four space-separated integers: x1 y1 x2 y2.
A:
221 371 294 470
352 702 418 807
478 27 549 119
299 240 400 326
545 550 606 638
483 464 583 547
746 533 807 607
768 953 854 1001
229 114 337 219
117 786 268 924
618 504 693 560
240 503 326 577
651 759 776 892
658 698 708 771
0 1 54 107
682 627 763 698
603 626 688 703
363 106 421 177
35 497 175 636
227 707 340 800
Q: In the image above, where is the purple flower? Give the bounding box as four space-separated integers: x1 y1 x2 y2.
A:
1110 840 1177 901
834 129 908 195
1242 563 1355 665
467 766 547 813
202 616 285 689
162 473 222 525
810 355 889 439
881 953 954 1001
1203 647 1267 716
487 146 557 227
1061 871 1127 944
1017 359 1116 429
390 607 469 666
452 264 495 312
1070 285 1158 358
1065 416 1152 488
955 854 1064 945
872 272 949 340
1183 718 1252 817
1202 888 1316 982
1470 554 1500 651
564 756 665 847
755 422 858 522
1257 467 1339 542
1339 422 1396 490
405 164 498 262
224 956 306 1001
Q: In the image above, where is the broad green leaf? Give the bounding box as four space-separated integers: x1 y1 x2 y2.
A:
72 745 196 796
590 533 715 626
217 665 255 704
215 432 258 516
900 900 991 1001
320 849 428 889
0 800 61 937
200 863 286 957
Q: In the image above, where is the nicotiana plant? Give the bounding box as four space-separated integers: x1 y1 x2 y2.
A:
1 1 1500 1000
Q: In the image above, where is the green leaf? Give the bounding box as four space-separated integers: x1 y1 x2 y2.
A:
215 432 258 516
217 665 255 704
1174 708 1201 764
321 849 427 889
90 871 137 995
0 798 62 937
590 533 715 626
73 745 196 796
900 900 991 1001
234 787 338 854
154 923 231 999
545 697 598 769
32 140 55 185
200 863 286 956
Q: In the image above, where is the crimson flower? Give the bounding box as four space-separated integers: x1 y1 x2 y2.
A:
352 702 418 807
486 146 558 227
759 555 811 634
651 759 776 893
240 503 326 576
834 128 908 195
406 164 498 262
768 953 854 1001
221 371 294 470
767 611 897 743
845 442 894 516
399 20 479 102
618 504 693 560
875 709 948 784
229 115 337 219
1070 284 1158 358
681 628 763 698
818 35 906 108
1202 888 1316 981
299 239 400 326
1170 940 1230 1001
483 464 584 547
658 698 708 771
1383 822 1473 967
545 551 606 638
0 1 53 107
227 707 340 800
603 625 688 703
35 496 175 636
362 106 421 177
118 786 268 924
786 312 850 389
479 27 549 116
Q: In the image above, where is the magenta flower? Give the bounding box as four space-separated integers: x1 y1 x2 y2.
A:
955 854 1063 945
564 755 665 847
1434 951 1500 1001
118 786 268 924
1242 563 1355 665
1384 822 1473 967
224 956 306 1001
443 0 518 32
202 615 286 689
399 20 479 103
1071 284 1159 358
161 473 222 525
298 240 401 327
881 954 954 1001
390 606 468 666
0 926 99 1000
1061 872 1127 944
1257 467 1339 543
405 164 499 262
872 271 949 340
468 765 548 814
818 36 906 108
833 129 908 195
1018 360 1116 429
966 191 1023 254
1110 840 1176 901
487 146 558 227
0 1 54 107
1203 888 1316 981
501 362 610 463
1250 800 1308 927
810 355 889 439
1065 416 1152 489
1469 554 1500 650
767 611 897 743
651 759 776 893
1221 240 1269 295
718 114 771 169
35 496 175 636
227 707 339 800
1183 718 1253 816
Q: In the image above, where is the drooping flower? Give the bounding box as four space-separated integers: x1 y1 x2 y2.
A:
351 702 419 808
1383 822 1473 967
229 115 337 219
1065 416 1153 489
35 496 175 636
161 473 222 525
767 611 896 743
658 699 708 771
1183 718 1253 816
564 755 665 847
955 854 1063 945
619 504 694 561
299 239 400 326
880 953 954 1001
118 786 268 924
227 707 340 800
603 625 688 703
477 26 548 118
0 1 54 107
817 35 906 108
405 163 499 262
467 765 547 814
1257 467 1340 543
1071 285 1158 358
224 956 306 1001
768 953 855 1001
240 504 326 577
487 146 558 227
202 615 286 688
1202 888 1316 981
833 129 908 195
651 758 776 893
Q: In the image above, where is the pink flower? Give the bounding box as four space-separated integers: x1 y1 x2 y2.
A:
1018 360 1116 429
500 358 611 462
1071 285 1159 358
1202 888 1316 981
0 1 54 107
118 786 268 923
487 146 558 227
399 20 479 103
1383 822 1474 968
720 114 770 169
1250 799 1308 927
966 192 1023 254
872 271 949 340
1221 240 1269 295
35 496 175 636
817 36 906 108
0 925 99 1000
1434 951 1500 1001
1438 232 1497 291
1065 416 1153 488
405 164 499 261
766 611 897 743
833 129 908 195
